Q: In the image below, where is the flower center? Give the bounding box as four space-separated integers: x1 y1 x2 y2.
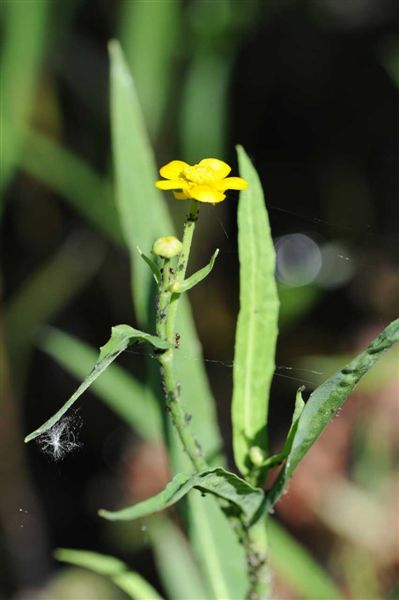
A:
183 165 218 185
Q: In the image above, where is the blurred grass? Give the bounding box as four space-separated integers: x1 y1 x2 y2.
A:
21 130 123 245
0 0 49 208
4 232 105 387
119 0 181 141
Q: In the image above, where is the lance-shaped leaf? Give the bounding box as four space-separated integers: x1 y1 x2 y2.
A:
266 317 399 509
24 325 170 443
137 246 161 284
232 146 280 477
55 548 164 600
253 387 305 471
176 249 219 293
99 467 265 528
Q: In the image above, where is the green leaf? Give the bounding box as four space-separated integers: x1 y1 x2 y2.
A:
21 129 123 245
266 317 399 508
24 325 169 443
137 247 161 284
99 467 264 528
178 249 219 293
39 327 162 441
260 387 305 470
232 145 280 477
55 548 164 600
268 520 342 600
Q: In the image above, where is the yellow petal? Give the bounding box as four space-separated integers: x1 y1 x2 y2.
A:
155 179 183 190
173 191 190 200
198 158 231 179
190 185 226 204
159 160 189 179
218 177 248 191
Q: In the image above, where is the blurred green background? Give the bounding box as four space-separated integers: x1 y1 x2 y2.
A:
1 0 399 598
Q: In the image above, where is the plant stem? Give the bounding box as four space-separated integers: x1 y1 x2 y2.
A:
156 200 206 472
155 199 270 599
242 520 270 600
165 200 199 344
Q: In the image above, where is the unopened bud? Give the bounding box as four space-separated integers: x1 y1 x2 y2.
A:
249 446 265 466
168 280 181 293
152 236 182 259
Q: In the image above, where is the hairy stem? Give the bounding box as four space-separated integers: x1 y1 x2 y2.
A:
155 199 270 599
155 200 206 471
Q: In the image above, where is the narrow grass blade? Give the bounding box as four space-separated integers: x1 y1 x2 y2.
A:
39 327 161 441
55 548 164 600
232 146 279 477
178 249 219 293
150 517 208 600
25 325 169 443
21 130 123 245
0 0 49 202
269 520 342 600
266 317 399 508
119 0 181 140
99 467 264 527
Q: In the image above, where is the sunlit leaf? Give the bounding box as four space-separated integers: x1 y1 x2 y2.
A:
266 317 399 508
39 327 161 441
178 249 219 293
232 146 279 478
25 325 169 443
99 467 264 528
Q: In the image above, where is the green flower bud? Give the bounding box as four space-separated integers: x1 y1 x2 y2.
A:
168 280 181 293
152 236 182 259
249 446 265 467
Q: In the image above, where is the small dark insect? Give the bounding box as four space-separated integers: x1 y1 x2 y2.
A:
175 333 181 348
169 267 175 275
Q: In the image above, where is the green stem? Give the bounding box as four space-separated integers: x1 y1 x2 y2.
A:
165 200 199 344
156 200 206 472
242 519 270 600
155 199 270 599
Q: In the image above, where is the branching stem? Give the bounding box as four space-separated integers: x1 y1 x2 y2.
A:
155 199 270 599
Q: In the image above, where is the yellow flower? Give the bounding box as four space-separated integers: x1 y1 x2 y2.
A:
155 158 248 204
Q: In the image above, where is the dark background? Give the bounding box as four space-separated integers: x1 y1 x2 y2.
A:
2 1 399 598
